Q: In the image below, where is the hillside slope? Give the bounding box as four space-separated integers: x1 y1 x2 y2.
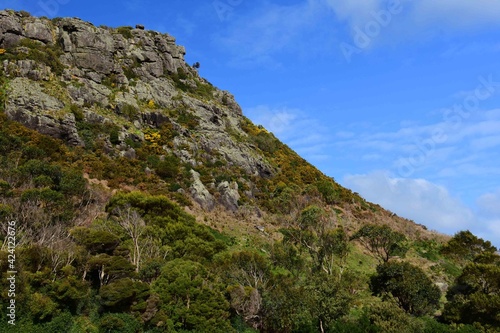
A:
0 9 430 237
1 10 498 333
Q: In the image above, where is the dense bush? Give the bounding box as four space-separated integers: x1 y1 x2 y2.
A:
443 252 500 329
370 261 441 316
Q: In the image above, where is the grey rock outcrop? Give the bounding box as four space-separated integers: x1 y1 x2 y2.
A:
0 10 274 210
218 181 240 212
5 78 84 146
0 11 23 47
189 170 215 211
24 19 53 44
0 10 188 85
3 59 52 81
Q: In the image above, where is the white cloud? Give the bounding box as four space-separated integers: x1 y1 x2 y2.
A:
344 171 474 231
475 190 500 247
325 0 500 30
244 105 332 163
244 105 299 136
344 172 500 247
412 0 500 29
213 0 500 65
477 190 500 217
324 0 382 25
213 0 326 66
334 104 500 180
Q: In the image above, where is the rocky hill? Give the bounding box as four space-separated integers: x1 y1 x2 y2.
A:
1 10 498 333
0 9 427 234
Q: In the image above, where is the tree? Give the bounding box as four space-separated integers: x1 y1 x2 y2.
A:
70 227 120 255
106 192 226 262
261 272 313 333
443 252 500 328
98 313 142 333
223 251 271 289
270 241 306 278
370 261 441 316
317 227 350 277
311 272 353 332
281 205 327 259
227 285 262 330
351 224 408 263
99 278 150 312
113 206 146 272
217 251 271 329
440 230 497 263
86 254 135 287
152 259 233 332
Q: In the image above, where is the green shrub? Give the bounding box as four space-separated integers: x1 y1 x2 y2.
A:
124 137 141 149
109 127 120 145
59 169 86 195
120 103 138 120
33 174 54 188
19 159 63 185
6 38 65 75
170 191 192 207
365 301 424 333
414 240 442 261
252 131 278 154
38 311 74 332
316 179 339 204
116 26 133 39
0 203 13 219
176 110 200 130
22 145 47 159
98 313 142 333
70 104 84 122
102 73 119 88
155 155 180 180
328 313 377 333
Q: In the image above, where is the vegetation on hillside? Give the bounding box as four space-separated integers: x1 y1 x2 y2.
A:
0 109 498 332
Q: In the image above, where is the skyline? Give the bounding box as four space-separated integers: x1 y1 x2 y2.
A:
3 0 500 247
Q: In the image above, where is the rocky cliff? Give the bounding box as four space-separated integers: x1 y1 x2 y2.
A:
0 9 276 212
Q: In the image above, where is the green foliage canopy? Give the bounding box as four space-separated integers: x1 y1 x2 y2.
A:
352 224 408 263
370 261 441 316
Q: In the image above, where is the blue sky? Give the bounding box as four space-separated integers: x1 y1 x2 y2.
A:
4 0 500 247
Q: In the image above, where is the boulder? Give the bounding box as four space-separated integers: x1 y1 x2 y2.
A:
24 20 53 44
189 170 215 211
218 181 240 212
